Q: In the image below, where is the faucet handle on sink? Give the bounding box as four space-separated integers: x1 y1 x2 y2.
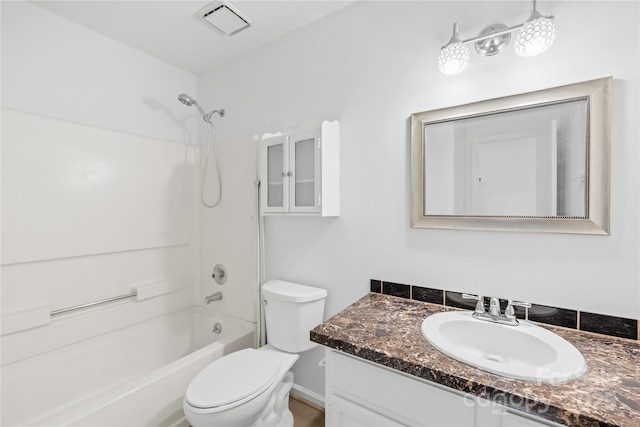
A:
505 300 532 320
489 297 501 317
462 293 485 314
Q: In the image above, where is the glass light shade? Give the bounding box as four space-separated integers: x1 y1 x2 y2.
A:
514 16 557 57
438 42 470 75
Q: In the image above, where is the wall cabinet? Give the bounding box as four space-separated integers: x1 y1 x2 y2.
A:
260 121 339 216
325 349 563 427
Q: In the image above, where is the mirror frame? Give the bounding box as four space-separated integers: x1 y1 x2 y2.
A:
410 77 612 235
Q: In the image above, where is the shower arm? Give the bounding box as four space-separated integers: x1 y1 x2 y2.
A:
203 109 226 122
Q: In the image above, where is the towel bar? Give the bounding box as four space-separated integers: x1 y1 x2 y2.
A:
50 291 137 316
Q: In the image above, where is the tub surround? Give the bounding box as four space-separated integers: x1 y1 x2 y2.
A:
0 109 199 366
310 293 640 427
1 307 254 426
371 279 640 341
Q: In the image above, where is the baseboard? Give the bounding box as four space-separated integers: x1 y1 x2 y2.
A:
291 383 325 409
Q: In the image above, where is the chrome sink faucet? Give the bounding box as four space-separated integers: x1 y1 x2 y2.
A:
462 294 531 326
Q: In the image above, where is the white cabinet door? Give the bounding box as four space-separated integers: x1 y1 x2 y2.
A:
261 135 289 213
327 395 409 427
289 133 320 213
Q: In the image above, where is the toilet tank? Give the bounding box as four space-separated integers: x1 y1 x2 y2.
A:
262 280 327 353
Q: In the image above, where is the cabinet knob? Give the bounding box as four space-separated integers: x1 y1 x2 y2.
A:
287 171 293 177
281 171 292 177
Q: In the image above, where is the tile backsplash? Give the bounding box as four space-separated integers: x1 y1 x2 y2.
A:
370 279 639 341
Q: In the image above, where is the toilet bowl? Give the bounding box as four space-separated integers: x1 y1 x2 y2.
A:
183 346 298 427
183 280 327 427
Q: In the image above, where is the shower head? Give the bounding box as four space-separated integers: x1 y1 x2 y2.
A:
178 93 197 107
178 93 207 120
177 93 225 122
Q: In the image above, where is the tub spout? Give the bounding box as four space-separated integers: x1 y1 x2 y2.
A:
204 292 223 304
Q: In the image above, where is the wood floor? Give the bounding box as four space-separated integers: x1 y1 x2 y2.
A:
290 394 325 427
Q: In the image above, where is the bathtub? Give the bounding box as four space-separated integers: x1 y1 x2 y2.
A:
1 306 255 426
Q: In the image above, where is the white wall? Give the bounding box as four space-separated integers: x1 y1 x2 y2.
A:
1 2 201 364
198 1 640 399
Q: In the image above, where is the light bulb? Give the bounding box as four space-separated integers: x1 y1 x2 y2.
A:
438 22 470 75
514 15 557 57
438 42 470 75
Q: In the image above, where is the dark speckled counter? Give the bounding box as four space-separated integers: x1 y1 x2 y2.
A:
310 293 640 427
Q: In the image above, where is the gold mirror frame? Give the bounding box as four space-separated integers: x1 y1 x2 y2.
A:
410 77 612 235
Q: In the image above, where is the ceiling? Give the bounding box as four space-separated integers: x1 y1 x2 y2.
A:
30 0 357 75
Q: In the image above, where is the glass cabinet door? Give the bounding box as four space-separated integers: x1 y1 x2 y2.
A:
262 135 288 212
289 133 320 213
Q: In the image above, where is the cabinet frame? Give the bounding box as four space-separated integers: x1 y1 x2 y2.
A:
259 121 339 216
325 349 563 427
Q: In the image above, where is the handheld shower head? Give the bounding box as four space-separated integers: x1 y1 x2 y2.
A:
178 93 208 121
178 93 197 107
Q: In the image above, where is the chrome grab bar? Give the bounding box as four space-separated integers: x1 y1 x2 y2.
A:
50 291 137 317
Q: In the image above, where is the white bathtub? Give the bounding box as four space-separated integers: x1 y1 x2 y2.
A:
1 306 255 426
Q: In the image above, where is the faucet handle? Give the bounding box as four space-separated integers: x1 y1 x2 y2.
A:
488 297 501 316
505 300 532 319
462 294 485 314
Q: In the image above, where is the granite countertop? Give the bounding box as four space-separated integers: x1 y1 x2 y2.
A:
310 293 640 427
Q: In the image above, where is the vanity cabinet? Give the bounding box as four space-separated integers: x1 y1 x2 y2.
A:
260 120 339 216
325 349 563 427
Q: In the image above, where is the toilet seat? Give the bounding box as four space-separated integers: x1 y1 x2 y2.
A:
185 348 282 410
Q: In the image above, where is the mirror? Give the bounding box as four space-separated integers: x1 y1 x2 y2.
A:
411 77 611 234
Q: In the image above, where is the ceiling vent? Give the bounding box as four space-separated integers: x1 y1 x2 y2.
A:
199 1 251 36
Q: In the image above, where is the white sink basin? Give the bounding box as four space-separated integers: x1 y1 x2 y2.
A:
421 311 587 383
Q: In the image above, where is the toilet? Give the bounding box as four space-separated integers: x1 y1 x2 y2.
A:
183 280 327 427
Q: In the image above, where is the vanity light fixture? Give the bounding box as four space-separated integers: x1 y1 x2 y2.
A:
438 0 556 75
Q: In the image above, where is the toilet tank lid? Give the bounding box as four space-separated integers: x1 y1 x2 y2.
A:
263 280 327 302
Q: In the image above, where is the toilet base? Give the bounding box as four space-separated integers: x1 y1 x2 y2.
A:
256 371 294 427
278 409 294 427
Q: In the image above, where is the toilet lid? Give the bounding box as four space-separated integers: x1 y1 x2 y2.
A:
185 348 282 409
